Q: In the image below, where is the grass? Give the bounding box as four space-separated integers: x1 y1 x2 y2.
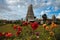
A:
0 24 16 34
0 24 60 40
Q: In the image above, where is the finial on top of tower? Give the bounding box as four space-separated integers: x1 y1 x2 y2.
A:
29 4 32 6
28 4 33 8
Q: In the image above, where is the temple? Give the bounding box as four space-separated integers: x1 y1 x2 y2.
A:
26 4 35 22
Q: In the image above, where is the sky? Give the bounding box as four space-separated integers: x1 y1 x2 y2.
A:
0 0 60 20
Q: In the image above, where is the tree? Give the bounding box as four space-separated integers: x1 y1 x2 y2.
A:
42 14 47 24
34 16 36 19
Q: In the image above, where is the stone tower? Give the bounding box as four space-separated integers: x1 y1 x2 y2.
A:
26 4 34 22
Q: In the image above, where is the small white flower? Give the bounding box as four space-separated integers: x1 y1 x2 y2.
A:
36 36 39 38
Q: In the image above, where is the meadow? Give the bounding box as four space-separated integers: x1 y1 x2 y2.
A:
0 22 60 40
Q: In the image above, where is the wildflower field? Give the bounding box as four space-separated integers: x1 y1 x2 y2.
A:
0 22 60 40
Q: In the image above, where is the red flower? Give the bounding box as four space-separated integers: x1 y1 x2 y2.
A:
17 26 22 31
0 32 3 37
22 21 28 26
5 32 13 38
13 25 17 30
31 22 39 30
16 31 21 36
35 32 39 36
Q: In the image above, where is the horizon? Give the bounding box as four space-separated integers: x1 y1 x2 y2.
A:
0 0 60 20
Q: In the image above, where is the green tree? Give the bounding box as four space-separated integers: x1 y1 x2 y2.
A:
42 14 47 24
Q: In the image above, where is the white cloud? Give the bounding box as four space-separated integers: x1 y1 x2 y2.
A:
53 0 60 9
45 10 51 12
0 4 11 12
54 7 58 11
56 13 60 19
0 0 60 20
40 11 46 15
46 2 51 5
40 10 50 15
17 5 21 8
6 0 20 5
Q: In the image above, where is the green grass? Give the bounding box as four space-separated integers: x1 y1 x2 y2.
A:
0 24 16 34
0 24 60 40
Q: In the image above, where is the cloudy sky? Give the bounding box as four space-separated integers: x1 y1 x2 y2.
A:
0 0 60 20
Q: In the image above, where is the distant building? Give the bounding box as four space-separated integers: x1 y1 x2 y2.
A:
26 4 35 22
52 15 56 22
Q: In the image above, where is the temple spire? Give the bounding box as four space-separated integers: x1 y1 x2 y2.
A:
26 4 34 22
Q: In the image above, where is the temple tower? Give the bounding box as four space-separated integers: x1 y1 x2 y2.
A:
26 4 34 22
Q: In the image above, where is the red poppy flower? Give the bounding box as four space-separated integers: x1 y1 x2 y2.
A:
16 31 21 36
17 26 22 31
13 25 17 30
22 21 28 26
31 22 39 30
0 32 3 37
5 32 13 38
